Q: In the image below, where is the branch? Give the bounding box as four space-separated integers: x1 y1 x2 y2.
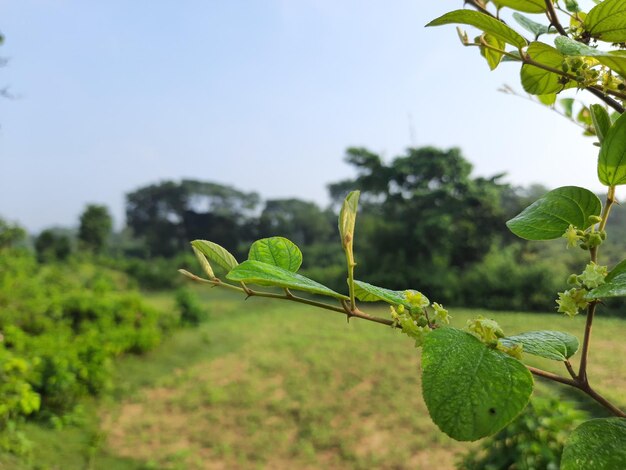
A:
464 0 498 19
587 87 625 114
544 0 568 36
182 272 395 327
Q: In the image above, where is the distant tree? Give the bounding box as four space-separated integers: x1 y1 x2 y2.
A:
256 198 334 246
328 146 510 298
126 180 259 257
35 229 71 262
0 217 26 249
78 204 113 254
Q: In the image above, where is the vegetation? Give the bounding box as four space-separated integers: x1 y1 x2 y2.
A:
2 292 624 469
179 1 626 467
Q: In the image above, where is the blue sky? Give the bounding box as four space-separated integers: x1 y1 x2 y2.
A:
0 0 611 231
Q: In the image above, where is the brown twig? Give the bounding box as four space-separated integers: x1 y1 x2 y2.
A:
544 0 568 36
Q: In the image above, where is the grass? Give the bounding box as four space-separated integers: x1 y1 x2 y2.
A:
3 287 625 469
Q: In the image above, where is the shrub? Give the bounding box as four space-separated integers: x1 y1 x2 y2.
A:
460 397 585 470
176 288 206 326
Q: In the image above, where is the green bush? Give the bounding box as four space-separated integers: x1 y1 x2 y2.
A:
460 397 584 470
0 248 168 423
176 288 207 326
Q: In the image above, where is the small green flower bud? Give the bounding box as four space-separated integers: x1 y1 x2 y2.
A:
580 243 589 250
588 215 602 224
588 233 603 248
567 274 580 285
600 230 607 240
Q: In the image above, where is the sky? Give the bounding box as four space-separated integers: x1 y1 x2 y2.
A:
0 0 616 232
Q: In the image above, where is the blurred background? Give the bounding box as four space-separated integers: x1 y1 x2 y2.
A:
1 1 624 469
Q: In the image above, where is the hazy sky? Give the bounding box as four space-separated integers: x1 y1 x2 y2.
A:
0 0 615 232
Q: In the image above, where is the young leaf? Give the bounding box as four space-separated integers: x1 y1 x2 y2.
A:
226 260 348 300
521 42 573 95
479 33 505 70
339 191 360 250
554 36 626 78
191 240 238 273
192 246 215 279
500 331 579 361
561 418 626 470
426 10 527 49
506 186 602 240
537 93 556 106
585 0 626 43
492 0 546 14
561 98 575 118
607 259 626 282
248 237 302 272
590 104 611 144
598 111 626 186
422 328 533 441
354 280 407 306
513 12 550 38
586 273 626 300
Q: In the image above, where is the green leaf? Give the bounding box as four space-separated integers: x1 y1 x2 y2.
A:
226 260 348 300
354 280 407 306
422 328 533 441
191 240 238 273
586 273 626 300
554 36 626 78
598 111 626 186
248 237 302 272
426 10 527 49
506 186 602 240
561 98 575 118
492 0 546 14
590 104 611 144
585 0 626 43
479 33 505 70
561 418 626 470
521 42 573 95
500 331 579 361
513 12 550 38
339 191 359 249
537 93 556 105
192 246 215 279
607 259 626 282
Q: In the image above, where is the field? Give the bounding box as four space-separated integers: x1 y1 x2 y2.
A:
3 287 625 469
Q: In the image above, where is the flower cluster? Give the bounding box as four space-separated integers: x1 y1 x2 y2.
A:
556 262 607 317
390 291 450 347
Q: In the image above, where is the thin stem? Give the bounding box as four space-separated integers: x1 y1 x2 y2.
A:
564 360 578 380
527 366 578 387
582 384 626 418
599 186 617 233
186 273 394 326
529 365 626 417
587 87 626 114
465 0 498 19
544 0 568 36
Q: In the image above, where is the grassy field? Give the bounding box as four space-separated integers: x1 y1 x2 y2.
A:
3 287 625 469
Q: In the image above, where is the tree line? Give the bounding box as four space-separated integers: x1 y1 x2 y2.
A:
8 145 626 313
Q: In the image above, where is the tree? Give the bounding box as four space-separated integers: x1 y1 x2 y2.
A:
329 146 509 298
126 180 259 257
256 198 334 247
78 204 112 254
35 229 71 263
0 218 26 249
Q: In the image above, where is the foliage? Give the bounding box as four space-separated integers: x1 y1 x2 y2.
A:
0 247 169 452
181 0 626 465
461 397 584 470
125 179 259 258
175 288 207 326
78 204 113 254
0 218 26 249
34 229 72 263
